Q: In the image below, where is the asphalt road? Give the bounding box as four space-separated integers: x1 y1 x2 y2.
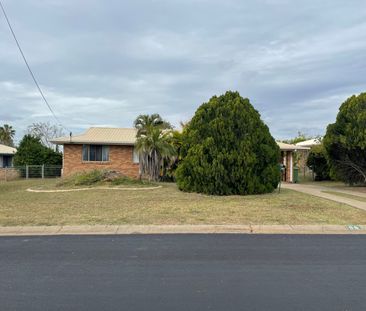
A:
1 234 365 311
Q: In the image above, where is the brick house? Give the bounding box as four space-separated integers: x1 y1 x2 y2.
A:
51 128 140 178
277 142 310 182
52 127 306 182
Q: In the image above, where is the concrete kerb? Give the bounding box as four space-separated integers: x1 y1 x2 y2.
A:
1 224 366 236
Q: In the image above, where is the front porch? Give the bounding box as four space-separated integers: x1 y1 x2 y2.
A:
277 142 310 183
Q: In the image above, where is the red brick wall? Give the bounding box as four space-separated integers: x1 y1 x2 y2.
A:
286 152 292 182
62 144 139 178
0 168 20 181
280 151 293 182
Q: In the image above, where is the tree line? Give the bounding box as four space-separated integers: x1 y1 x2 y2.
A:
0 122 63 166
281 93 366 185
2 90 365 192
135 91 366 192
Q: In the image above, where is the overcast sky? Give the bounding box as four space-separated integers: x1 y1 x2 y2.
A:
1 0 365 142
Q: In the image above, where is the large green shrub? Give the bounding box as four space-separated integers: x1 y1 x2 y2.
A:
175 91 280 195
13 135 62 166
323 93 366 184
306 145 330 181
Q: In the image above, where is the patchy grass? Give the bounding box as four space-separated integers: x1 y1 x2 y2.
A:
303 180 366 193
55 170 155 188
1 179 366 226
322 191 366 203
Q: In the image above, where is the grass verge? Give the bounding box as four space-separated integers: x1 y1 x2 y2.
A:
1 179 366 226
322 191 366 203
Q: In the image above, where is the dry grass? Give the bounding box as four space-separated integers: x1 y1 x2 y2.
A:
1 179 366 226
301 180 366 193
322 191 366 203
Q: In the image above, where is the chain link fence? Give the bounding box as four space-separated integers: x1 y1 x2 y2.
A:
0 165 62 181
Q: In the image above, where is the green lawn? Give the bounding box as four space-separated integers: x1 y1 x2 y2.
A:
1 179 366 226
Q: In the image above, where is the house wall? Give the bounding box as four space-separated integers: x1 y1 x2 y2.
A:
0 168 20 181
62 144 139 178
280 151 293 182
287 152 292 182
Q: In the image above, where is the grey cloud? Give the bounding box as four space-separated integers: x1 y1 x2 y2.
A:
0 0 365 142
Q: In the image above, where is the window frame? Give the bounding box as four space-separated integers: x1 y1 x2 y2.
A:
82 144 110 162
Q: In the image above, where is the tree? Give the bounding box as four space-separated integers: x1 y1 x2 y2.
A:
175 91 280 195
0 124 15 146
306 144 330 181
134 114 172 137
13 135 62 166
134 114 176 181
323 92 366 184
27 122 64 150
162 129 184 181
282 132 312 145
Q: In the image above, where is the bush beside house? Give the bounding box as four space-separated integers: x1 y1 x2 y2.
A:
13 135 62 166
176 91 280 195
306 145 330 181
323 92 366 185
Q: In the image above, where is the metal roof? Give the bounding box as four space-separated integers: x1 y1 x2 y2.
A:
0 144 17 155
51 127 309 152
277 141 310 151
295 138 321 147
51 127 138 145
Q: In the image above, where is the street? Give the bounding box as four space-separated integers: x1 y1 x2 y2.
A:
1 234 365 311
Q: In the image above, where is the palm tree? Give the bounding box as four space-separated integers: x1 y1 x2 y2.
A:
134 114 175 181
0 124 15 146
134 114 172 137
135 127 176 181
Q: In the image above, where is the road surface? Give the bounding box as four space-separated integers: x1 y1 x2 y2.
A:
1 234 365 310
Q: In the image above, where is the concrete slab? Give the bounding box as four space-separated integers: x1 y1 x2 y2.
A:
0 226 21 235
251 225 293 233
290 225 325 233
1 224 366 236
116 225 252 234
282 183 366 211
59 225 119 235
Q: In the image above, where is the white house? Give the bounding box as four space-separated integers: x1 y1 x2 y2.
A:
0 144 17 168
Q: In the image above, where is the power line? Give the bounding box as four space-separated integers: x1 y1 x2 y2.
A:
0 0 70 132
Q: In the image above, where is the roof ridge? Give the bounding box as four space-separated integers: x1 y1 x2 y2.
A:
88 127 136 130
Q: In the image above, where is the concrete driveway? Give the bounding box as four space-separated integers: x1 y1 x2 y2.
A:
282 183 366 211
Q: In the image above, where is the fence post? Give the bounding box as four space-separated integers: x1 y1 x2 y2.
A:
26 165 29 179
41 164 45 179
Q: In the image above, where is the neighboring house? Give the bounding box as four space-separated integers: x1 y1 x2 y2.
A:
0 144 17 168
277 142 310 182
295 138 322 148
295 138 322 177
51 128 140 178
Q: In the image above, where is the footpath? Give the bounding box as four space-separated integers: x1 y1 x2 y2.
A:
282 183 366 211
0 224 365 236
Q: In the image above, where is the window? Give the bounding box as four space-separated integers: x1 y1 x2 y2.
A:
132 148 139 164
82 145 109 161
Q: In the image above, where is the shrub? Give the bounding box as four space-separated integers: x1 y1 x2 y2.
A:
323 92 366 184
13 135 62 166
57 170 153 187
306 145 331 181
175 91 280 195
57 170 105 187
113 177 153 186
